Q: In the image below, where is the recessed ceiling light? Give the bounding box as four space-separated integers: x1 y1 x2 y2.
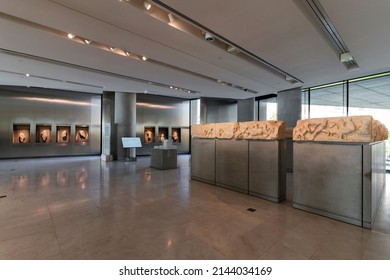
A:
144 1 151 10
25 73 30 77
67 33 75 39
142 56 148 61
84 39 91 44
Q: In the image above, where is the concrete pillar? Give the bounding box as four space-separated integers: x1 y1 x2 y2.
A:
101 91 115 161
277 87 302 127
237 97 255 122
114 92 136 161
277 87 302 172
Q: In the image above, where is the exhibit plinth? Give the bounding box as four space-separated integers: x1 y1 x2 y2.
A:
151 148 177 170
249 140 286 202
191 121 287 203
293 141 386 228
216 139 249 194
292 115 388 228
191 138 216 184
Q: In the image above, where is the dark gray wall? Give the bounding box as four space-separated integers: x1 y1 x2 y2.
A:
136 94 190 155
0 86 101 158
200 98 237 123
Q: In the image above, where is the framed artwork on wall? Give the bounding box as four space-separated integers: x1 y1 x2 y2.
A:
171 127 181 143
158 127 168 143
56 125 71 143
13 124 31 144
36 124 52 144
144 126 156 144
75 125 89 144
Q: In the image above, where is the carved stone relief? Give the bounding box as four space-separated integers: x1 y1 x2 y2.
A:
293 115 388 142
191 123 216 139
192 121 286 140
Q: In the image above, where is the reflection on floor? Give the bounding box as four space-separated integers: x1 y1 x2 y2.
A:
0 155 389 260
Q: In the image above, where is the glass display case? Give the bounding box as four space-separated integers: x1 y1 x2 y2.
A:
36 124 52 144
171 127 181 143
158 127 168 143
144 126 155 144
56 125 71 143
75 125 89 144
13 124 30 144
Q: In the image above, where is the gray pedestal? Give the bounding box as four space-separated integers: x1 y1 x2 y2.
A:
249 140 286 202
150 148 177 170
191 138 216 184
216 139 249 194
293 141 386 228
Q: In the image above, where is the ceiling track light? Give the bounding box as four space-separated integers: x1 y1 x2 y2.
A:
299 0 359 71
131 0 302 84
142 56 148 61
84 39 91 44
67 33 75 39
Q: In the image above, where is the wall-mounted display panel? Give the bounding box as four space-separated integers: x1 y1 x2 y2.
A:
56 125 71 143
0 87 101 159
13 124 30 144
136 94 190 155
158 127 168 143
75 125 89 144
36 125 52 144
144 126 155 144
171 127 181 143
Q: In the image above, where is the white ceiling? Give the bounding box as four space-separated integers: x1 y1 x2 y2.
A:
1 0 390 99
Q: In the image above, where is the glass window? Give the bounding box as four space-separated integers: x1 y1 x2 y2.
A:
302 89 309 119
349 74 390 168
309 82 347 118
258 96 277 120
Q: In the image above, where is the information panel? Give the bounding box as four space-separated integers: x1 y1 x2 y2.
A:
122 137 142 148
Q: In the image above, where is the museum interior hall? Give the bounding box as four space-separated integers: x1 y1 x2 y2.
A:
1 0 390 260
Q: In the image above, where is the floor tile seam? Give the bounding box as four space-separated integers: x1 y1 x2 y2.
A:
227 232 277 259
43 192 64 260
255 242 283 260
0 219 55 243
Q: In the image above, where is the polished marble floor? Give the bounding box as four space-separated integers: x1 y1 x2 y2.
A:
0 155 389 260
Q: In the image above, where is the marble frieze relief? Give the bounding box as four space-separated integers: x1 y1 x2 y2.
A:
192 121 286 140
293 115 388 142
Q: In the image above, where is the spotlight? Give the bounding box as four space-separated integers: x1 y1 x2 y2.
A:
142 56 148 61
168 13 175 23
204 32 214 42
143 1 151 10
67 33 75 39
84 39 91 44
